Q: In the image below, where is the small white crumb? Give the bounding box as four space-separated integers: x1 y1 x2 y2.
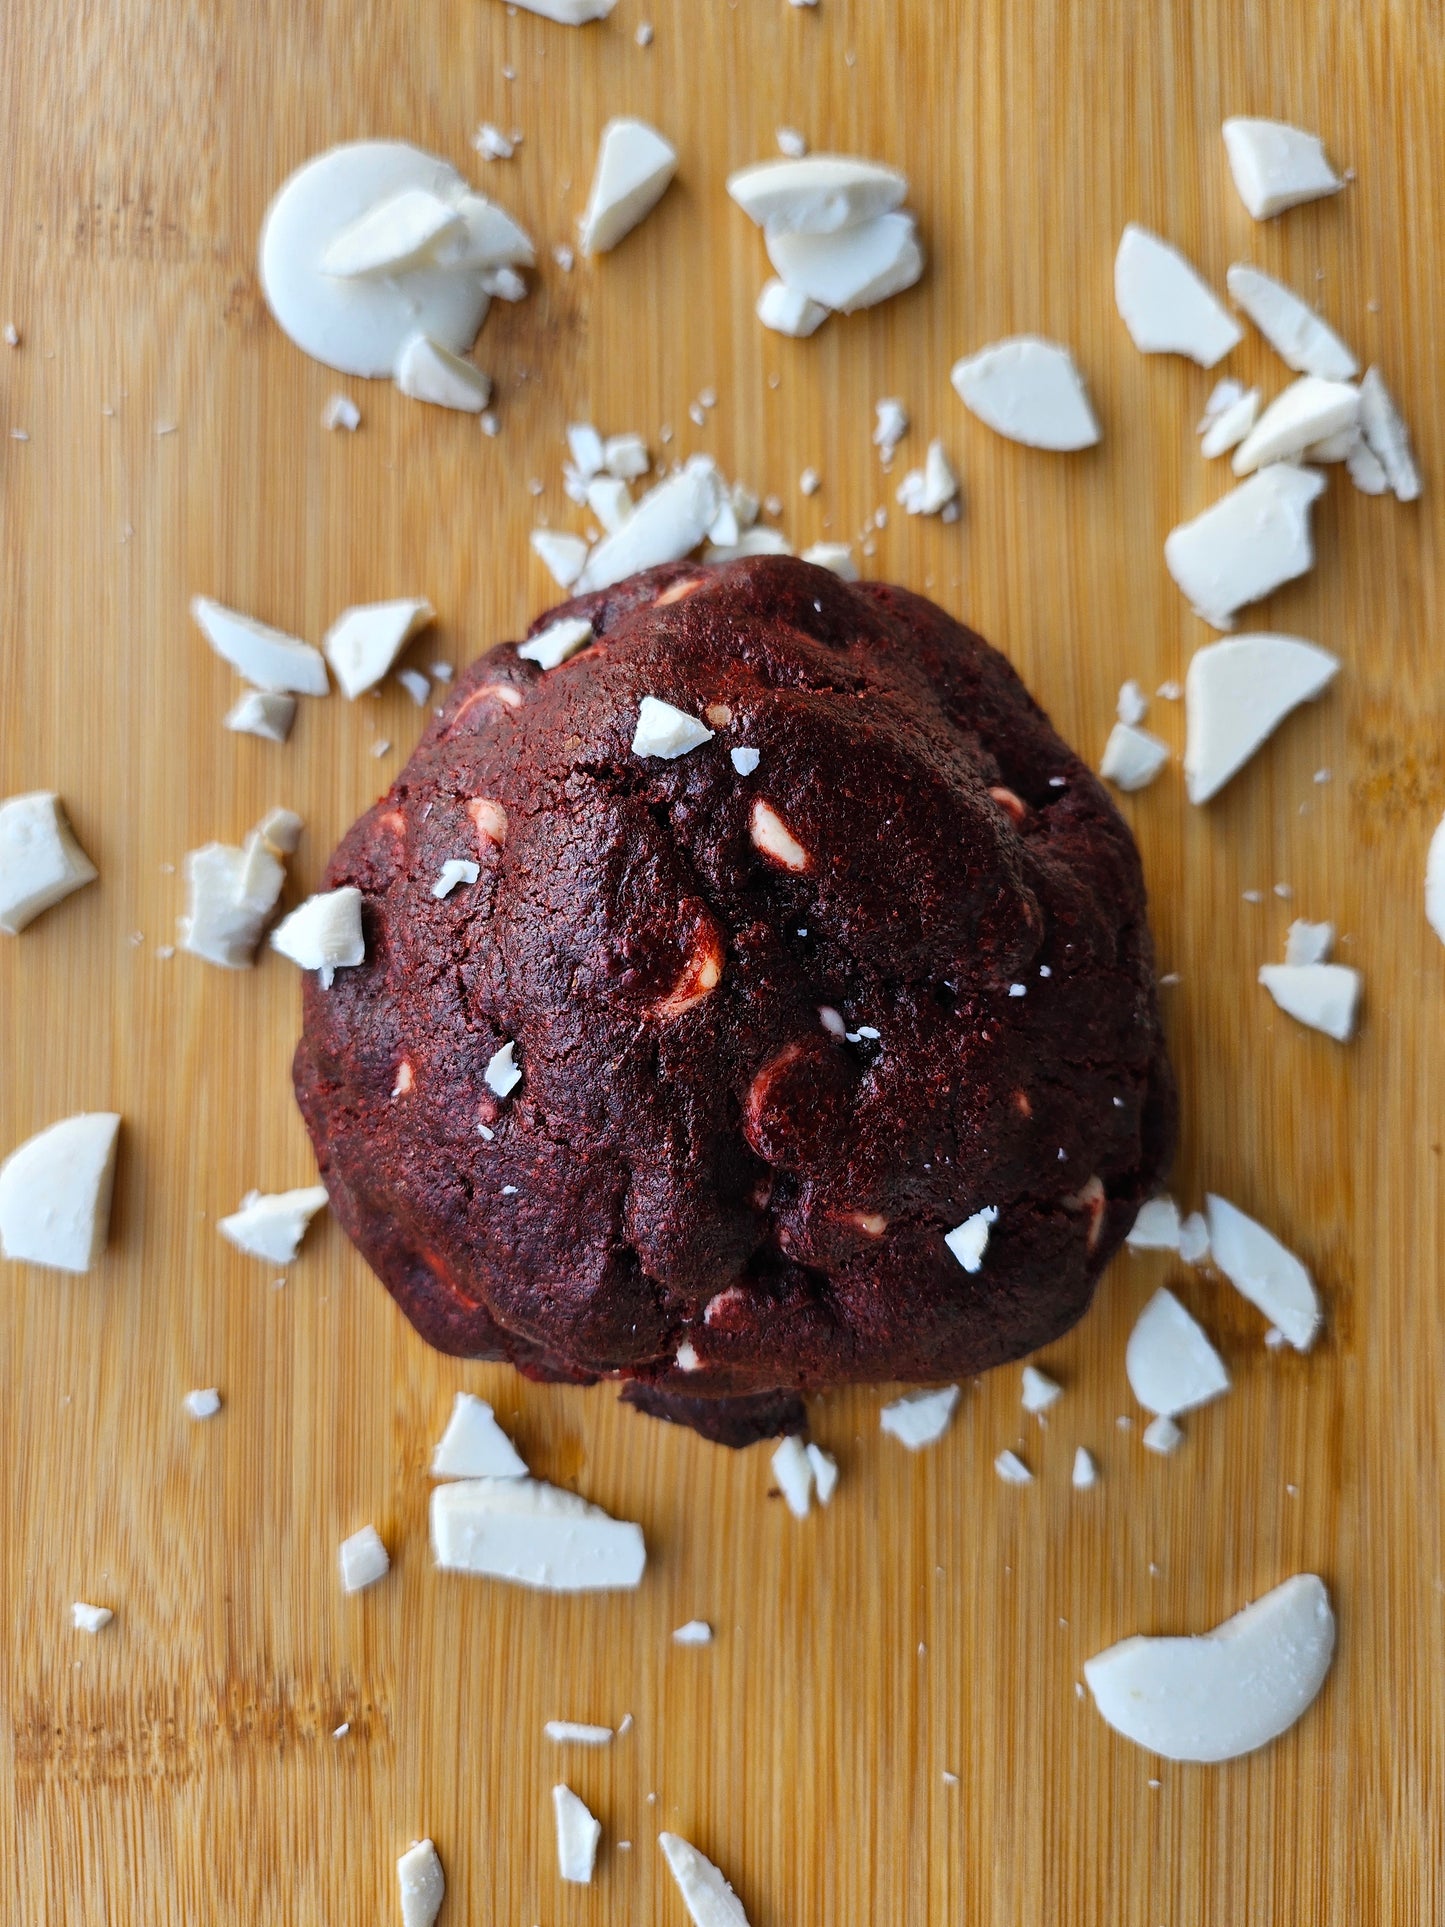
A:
321 393 361 432
183 1387 222 1420
1072 1447 1098 1489
332 1721 350 1738
880 1385 960 1450
10 428 29 442
432 859 480 900
944 1205 997 1273
371 739 392 758
777 126 808 157
805 1441 839 1504
472 122 515 160
1265 1326 1288 1350
994 1449 1033 1485
553 1784 602 1883
553 242 575 271
396 1839 445 1927
1021 1365 1062 1414
873 397 909 464
519 615 593 671
3 322 18 347
799 466 821 495
73 1601 113 1634
673 1619 714 1645
396 667 430 707
617 1713 633 1736
338 1524 389 1594
484 1041 522 1099
772 1433 814 1517
545 1720 614 1744
1143 1413 1183 1454
731 746 761 775
1117 679 1148 725
636 19 653 44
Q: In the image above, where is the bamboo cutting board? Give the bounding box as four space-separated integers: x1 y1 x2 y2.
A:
2 0 1443 1919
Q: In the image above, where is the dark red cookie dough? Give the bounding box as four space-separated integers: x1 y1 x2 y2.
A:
293 558 1175 1446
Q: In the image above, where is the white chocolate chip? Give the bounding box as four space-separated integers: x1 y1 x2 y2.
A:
944 1205 997 1273
1232 376 1360 477
324 598 435 699
1126 1287 1230 1417
192 596 329 695
73 1602 113 1634
430 1392 528 1479
531 529 590 589
1258 961 1360 1041
396 1839 445 1927
749 799 808 870
1099 722 1169 792
951 337 1100 450
432 858 480 899
218 1185 329 1264
1126 1196 1181 1250
880 1385 960 1449
579 117 677 254
518 616 593 671
765 211 922 312
545 1720 613 1744
270 886 366 986
1164 466 1327 630
338 1523 390 1593
994 1449 1033 1485
728 154 907 233
1205 1195 1321 1351
0 792 98 934
1222 118 1344 220
632 696 715 759
1142 1413 1183 1454
1114 224 1241 367
1072 1447 1098 1489
320 188 465 278
224 690 297 742
183 1387 222 1420
756 277 829 337
484 1041 522 1099
553 1784 602 1883
0 1112 120 1274
771 1434 813 1517
658 1831 755 1927
1021 1365 1062 1414
673 1618 715 1644
1183 633 1339 803
1225 266 1357 380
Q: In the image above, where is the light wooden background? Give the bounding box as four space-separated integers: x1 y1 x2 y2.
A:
2 0 1443 1920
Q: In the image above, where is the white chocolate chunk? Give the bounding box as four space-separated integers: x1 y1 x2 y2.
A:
633 696 715 760
1428 812 1445 946
324 598 435 699
580 117 677 254
430 1391 528 1479
484 1041 522 1098
1072 1446 1098 1489
1142 1413 1182 1454
674 1618 715 1645
727 154 908 234
1205 1195 1321 1350
553 1784 602 1883
257 808 303 855
0 1112 120 1273
566 422 605 477
1164 465 1326 630
659 1832 753 1927
518 616 594 670
799 541 858 580
1183 633 1339 803
432 858 480 899
225 689 297 742
604 431 650 480
178 831 285 968
1021 1365 1061 1413
1222 118 1343 220
1232 376 1359 476
880 1385 960 1449
396 1839 445 1927
1126 1196 1181 1250
0 792 97 934
749 799 808 871
184 1387 221 1420
1358 366 1422 502
874 396 909 460
1345 437 1389 495
766 211 922 312
586 474 633 533
395 332 491 411
1285 918 1334 965
944 1204 997 1273
271 886 366 986
218 1185 328 1264
1199 388 1260 458
1259 961 1360 1041
951 337 1100 450
805 1442 838 1503
1225 265 1357 379
1099 722 1169 792
430 1476 647 1590
896 439 959 515
1085 1573 1334 1761
994 1448 1033 1485
338 1523 390 1593
503 0 615 20
771 1434 813 1517
731 747 761 776
1113 224 1241 367
756 276 830 337
531 528 590 588
577 456 724 590
545 1720 613 1743
1178 1211 1211 1266
1126 1287 1230 1417
192 596 329 695
1117 679 1148 725
320 188 464 278
73 1602 113 1633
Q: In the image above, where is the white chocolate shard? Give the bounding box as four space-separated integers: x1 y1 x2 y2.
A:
633 696 715 760
944 1205 996 1272
553 1785 602 1883
444 193 535 271
880 1385 960 1449
951 337 1100 450
178 831 285 968
73 1601 113 1633
749 799 808 870
1259 961 1360 1042
322 394 360 431
1164 465 1327 630
771 1434 813 1517
1199 388 1260 459
396 1839 445 1927
224 690 297 742
430 1391 528 1479
545 1720 613 1743
1084 1573 1335 1761
257 808 303 855
1099 722 1169 792
1358 366 1422 502
580 117 677 254
184 1387 221 1420
1225 265 1357 379
432 859 480 899
0 792 98 934
756 277 829 337
1183 633 1339 804
994 1448 1033 1485
484 1041 522 1098
1345 437 1389 495
658 1832 754 1927
1021 1365 1061 1414
395 333 491 411
1142 1413 1182 1454
727 154 907 234
219 1184 328 1264
338 1523 390 1593
271 886 365 986
430 1476 647 1590
1126 1287 1230 1417
604 431 650 480
1205 1195 1322 1350
704 527 794 563
576 457 725 591
324 598 435 699
320 188 464 278
586 475 633 533
1232 376 1359 476
673 1618 715 1644
1222 118 1344 220
896 439 959 516
1072 1447 1098 1489
531 529 589 589
1428 811 1445 946
766 212 922 313
1126 1196 1181 1250
1178 1211 1211 1266
518 616 594 671
1114 224 1241 367
805 1443 838 1503
0 1112 120 1273
192 596 328 695
1285 918 1334 965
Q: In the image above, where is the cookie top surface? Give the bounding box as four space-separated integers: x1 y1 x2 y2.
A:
294 558 1174 1440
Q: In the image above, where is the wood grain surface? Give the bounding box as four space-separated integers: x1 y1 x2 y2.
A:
2 0 1443 1920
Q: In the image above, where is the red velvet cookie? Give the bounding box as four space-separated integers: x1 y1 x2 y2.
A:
293 559 1175 1446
